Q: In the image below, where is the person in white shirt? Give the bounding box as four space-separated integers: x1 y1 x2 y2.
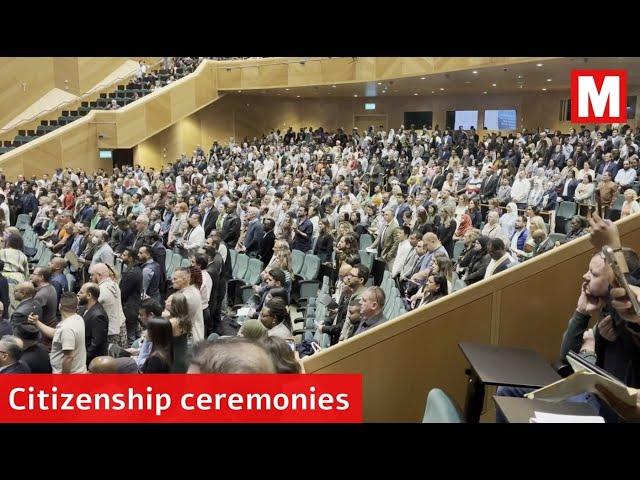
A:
391 226 414 278
177 213 205 259
172 267 204 342
90 263 127 348
510 170 531 206
614 160 638 188
481 211 507 243
30 292 86 373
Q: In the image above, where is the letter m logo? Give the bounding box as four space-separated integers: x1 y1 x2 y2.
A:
571 70 627 123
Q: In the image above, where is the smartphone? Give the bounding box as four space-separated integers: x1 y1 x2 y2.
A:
602 245 640 316
285 339 296 352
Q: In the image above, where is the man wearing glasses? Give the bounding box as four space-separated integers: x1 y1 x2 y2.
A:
0 335 30 373
353 287 387 338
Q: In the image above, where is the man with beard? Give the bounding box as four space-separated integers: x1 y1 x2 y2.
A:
77 282 109 366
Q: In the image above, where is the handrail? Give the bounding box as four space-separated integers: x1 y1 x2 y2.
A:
0 58 164 136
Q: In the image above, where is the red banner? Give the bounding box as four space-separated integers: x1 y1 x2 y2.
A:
0 374 362 423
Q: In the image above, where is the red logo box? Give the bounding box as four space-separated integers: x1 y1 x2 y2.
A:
571 70 627 123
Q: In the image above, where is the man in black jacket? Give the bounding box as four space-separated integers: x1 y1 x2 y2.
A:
479 165 500 200
200 196 218 237
11 282 42 330
119 248 143 344
204 242 226 336
221 202 241 248
259 218 276 266
14 323 51 373
77 282 109 366
0 335 30 373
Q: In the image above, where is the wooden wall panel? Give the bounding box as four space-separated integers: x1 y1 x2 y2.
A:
0 58 55 128
320 58 356 84
257 64 288 87
239 66 261 89
145 94 171 135
115 105 147 146
288 61 322 86
169 80 197 122
77 57 130 93
53 58 80 95
217 67 242 90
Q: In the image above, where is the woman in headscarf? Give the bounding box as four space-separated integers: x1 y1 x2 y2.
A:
461 235 491 286
454 212 473 240
500 202 519 240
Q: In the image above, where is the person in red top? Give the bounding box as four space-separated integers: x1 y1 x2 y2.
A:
62 187 75 211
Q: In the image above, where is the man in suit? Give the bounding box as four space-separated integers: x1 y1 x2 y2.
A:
259 218 276 266
10 282 43 330
113 218 135 254
119 248 143 344
430 166 446 191
200 196 218 237
0 335 30 373
221 202 241 248
370 208 399 256
14 323 51 373
479 165 500 200
77 282 109 366
240 207 263 257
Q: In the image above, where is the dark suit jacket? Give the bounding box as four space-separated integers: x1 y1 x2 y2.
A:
480 174 500 198
201 208 218 237
114 229 135 254
94 217 110 231
10 298 42 327
431 174 445 191
0 362 30 373
221 214 241 247
0 275 8 320
259 230 276 266
82 302 109 364
21 343 52 373
244 219 264 255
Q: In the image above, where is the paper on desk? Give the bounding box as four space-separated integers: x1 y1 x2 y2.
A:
529 412 604 423
525 370 639 407
236 307 252 317
365 247 377 254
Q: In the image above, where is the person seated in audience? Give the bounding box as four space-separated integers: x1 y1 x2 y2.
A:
0 335 29 373
484 238 517 279
351 286 387 338
259 297 292 339
187 336 276 374
621 189 640 219
259 336 302 374
238 318 268 341
564 215 589 243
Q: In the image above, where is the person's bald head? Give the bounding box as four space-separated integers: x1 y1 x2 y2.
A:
49 257 67 273
88 356 119 373
14 282 35 302
89 263 110 283
187 337 276 373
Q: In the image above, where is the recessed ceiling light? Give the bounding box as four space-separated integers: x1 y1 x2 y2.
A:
296 95 301 98
331 85 336 88
542 88 547 91
238 90 242 93
439 88 444 91
472 70 478 74
546 78 552 82
492 83 497 87
414 93 418 96
285 88 289 91
536 63 543 67
420 77 426 80
464 81 471 84
518 85 523 89
431 91 435 94
483 91 487 94
377 82 382 85
354 94 358 97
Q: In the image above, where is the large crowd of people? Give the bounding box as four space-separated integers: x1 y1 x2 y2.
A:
0 120 638 395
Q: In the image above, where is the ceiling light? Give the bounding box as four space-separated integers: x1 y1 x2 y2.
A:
518 85 523 89
472 70 478 74
285 88 289 91
546 78 552 82
542 88 547 91
439 88 444 91
377 82 382 85
420 77 426 80
536 63 543 67
483 91 487 94
414 93 418 96
238 90 242 93
464 81 471 84
331 85 336 88
431 91 435 94
296 95 301 98
354 94 358 97
492 83 496 87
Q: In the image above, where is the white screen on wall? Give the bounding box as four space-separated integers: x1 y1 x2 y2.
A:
453 110 478 130
484 110 517 131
